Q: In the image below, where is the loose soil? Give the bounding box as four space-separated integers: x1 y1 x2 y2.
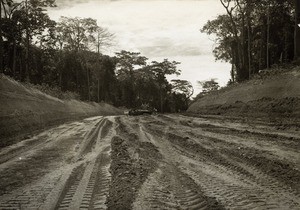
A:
188 67 300 119
0 114 299 209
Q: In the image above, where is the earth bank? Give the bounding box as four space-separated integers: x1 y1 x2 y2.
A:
188 67 300 120
0 74 122 147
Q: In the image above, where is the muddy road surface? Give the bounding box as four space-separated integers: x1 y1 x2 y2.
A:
0 114 299 210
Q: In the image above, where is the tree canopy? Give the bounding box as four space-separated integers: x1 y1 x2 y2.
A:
0 0 192 112
202 0 296 82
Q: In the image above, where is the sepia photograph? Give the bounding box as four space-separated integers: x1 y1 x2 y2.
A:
0 0 300 209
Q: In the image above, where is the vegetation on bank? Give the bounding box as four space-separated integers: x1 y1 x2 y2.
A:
193 0 300 101
201 0 300 83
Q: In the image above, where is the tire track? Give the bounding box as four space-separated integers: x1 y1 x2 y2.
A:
159 114 300 150
162 129 258 184
54 117 115 210
68 160 97 209
55 164 86 210
185 128 300 168
149 119 300 195
133 122 224 210
139 117 300 209
79 118 105 156
91 155 111 210
0 116 114 210
0 123 77 165
175 141 300 208
177 116 300 150
134 163 224 210
0 118 105 209
167 131 300 208
169 164 222 210
2 114 299 210
224 154 300 206
54 164 97 210
180 162 300 210
0 170 62 210
133 168 179 210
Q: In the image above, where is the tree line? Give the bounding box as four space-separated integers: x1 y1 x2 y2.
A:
201 0 300 83
0 0 193 112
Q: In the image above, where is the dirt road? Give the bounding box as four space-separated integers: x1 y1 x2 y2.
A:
0 114 299 210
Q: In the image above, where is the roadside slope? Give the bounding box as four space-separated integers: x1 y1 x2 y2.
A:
188 67 300 118
0 75 122 146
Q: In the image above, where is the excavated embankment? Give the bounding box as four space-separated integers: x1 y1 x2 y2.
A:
188 68 300 120
0 75 121 147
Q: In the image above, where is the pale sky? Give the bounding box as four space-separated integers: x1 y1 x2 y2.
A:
47 0 231 97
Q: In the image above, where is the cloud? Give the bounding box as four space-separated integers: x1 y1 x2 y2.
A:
139 38 205 57
141 45 204 57
54 0 88 8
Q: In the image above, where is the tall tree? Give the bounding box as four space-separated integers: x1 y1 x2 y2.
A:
57 17 99 99
95 26 114 54
201 15 238 81
21 0 56 81
0 0 3 73
294 0 300 60
219 0 246 80
150 59 181 112
88 54 116 103
115 50 147 107
0 0 19 74
203 0 295 82
57 16 98 52
246 0 252 77
197 79 220 95
171 79 194 108
0 0 55 80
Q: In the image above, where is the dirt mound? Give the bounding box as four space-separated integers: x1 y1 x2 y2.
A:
188 67 300 118
107 117 162 209
0 75 122 146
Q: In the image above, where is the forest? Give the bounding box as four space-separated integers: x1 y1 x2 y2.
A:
0 0 194 112
0 0 299 112
202 0 300 82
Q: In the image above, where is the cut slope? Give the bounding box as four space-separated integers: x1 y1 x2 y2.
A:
188 67 300 118
0 74 122 146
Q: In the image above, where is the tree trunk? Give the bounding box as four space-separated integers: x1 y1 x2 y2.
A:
59 69 62 90
12 40 17 77
97 78 100 102
19 56 23 81
259 18 267 70
25 0 30 81
284 30 288 63
160 90 163 113
86 67 90 101
102 79 106 102
294 0 300 60
0 1 3 73
97 34 100 54
267 4 270 69
231 40 241 81
247 15 251 78
230 40 236 82
241 12 246 79
59 49 62 90
220 0 243 81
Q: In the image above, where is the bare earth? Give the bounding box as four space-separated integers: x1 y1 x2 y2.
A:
0 114 299 210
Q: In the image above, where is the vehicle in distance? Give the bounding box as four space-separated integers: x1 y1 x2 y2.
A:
128 109 153 116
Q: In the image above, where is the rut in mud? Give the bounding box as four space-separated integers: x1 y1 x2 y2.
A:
0 114 299 209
